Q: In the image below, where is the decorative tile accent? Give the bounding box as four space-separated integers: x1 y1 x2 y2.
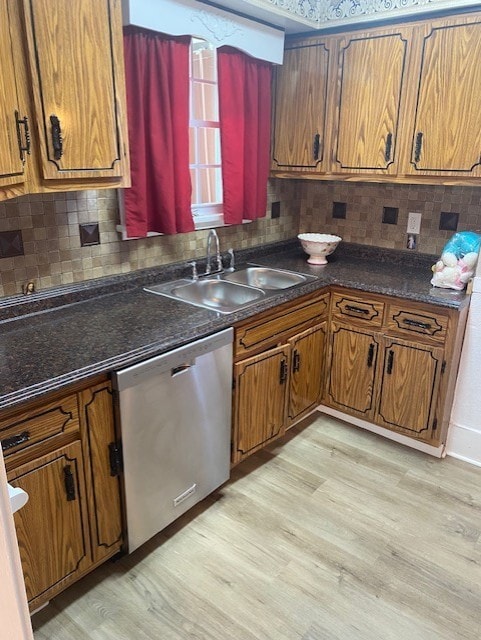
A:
332 201 347 219
0 230 24 258
382 206 399 225
439 211 459 231
79 222 101 246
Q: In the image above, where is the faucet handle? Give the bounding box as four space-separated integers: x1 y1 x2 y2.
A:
227 248 235 271
190 261 198 281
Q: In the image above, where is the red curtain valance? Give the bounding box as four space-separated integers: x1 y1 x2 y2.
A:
123 27 194 237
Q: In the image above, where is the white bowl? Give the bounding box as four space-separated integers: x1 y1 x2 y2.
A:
298 233 342 265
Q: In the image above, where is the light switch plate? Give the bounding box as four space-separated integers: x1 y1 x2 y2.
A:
407 212 422 235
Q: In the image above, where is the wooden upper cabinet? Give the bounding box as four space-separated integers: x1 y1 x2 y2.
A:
332 29 408 174
0 0 27 194
22 0 128 181
405 16 481 177
272 40 331 171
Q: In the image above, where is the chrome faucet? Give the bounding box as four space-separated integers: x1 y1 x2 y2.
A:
205 229 222 274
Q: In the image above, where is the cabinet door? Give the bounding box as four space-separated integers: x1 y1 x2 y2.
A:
333 30 408 174
8 441 91 609
288 323 326 425
325 324 379 420
232 344 289 463
407 17 481 176
22 0 127 181
0 0 26 193
272 40 331 171
79 382 123 564
375 338 444 441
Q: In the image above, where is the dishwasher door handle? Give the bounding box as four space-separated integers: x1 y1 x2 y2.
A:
171 362 194 377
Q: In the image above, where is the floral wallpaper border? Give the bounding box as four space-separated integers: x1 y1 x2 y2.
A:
262 0 476 28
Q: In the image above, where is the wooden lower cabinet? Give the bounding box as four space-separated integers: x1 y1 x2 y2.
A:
323 289 468 447
8 441 91 608
233 344 290 461
325 323 378 420
288 322 327 425
2 376 123 610
79 382 123 565
232 291 330 464
376 337 444 439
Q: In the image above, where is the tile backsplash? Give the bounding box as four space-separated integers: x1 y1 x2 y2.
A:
0 181 299 298
2 178 481 298
299 181 481 256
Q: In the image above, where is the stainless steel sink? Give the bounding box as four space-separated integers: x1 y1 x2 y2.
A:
144 278 265 313
224 266 308 290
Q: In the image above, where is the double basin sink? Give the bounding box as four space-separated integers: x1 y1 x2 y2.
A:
144 266 316 314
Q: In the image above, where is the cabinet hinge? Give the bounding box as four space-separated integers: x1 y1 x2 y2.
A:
109 441 123 477
432 418 438 432
441 361 446 374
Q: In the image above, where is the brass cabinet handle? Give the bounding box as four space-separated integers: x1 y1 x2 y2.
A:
63 465 76 501
414 132 423 162
387 349 394 374
50 114 63 160
385 132 393 162
313 133 320 161
367 344 374 368
15 111 31 162
292 349 301 373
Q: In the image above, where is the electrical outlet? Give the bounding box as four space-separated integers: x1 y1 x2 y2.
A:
407 212 422 235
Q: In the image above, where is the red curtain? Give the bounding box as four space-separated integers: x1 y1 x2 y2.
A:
123 27 194 237
217 47 272 225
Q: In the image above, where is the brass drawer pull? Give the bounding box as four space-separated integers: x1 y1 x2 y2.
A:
345 304 369 315
402 318 431 330
1 430 30 451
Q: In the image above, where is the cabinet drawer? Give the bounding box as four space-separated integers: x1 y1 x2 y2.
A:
386 304 448 343
331 292 384 327
0 394 79 458
235 292 329 357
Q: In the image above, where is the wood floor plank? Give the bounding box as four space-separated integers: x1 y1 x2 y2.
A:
32 415 481 640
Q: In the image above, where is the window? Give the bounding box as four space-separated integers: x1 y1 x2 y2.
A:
189 38 223 229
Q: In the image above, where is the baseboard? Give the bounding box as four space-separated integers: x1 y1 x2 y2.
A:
317 405 445 458
446 422 481 467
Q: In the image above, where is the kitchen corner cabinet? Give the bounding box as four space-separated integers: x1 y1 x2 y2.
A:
232 291 329 465
1 377 123 611
0 0 130 203
271 38 332 172
324 290 467 446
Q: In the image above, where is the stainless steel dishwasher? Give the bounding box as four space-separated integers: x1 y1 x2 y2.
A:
114 328 233 553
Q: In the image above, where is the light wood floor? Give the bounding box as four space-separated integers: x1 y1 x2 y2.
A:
32 414 481 640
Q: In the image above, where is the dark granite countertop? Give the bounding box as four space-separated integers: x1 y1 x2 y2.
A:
0 240 469 411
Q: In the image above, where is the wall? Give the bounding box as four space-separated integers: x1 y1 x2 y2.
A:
0 180 299 298
298 180 481 256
